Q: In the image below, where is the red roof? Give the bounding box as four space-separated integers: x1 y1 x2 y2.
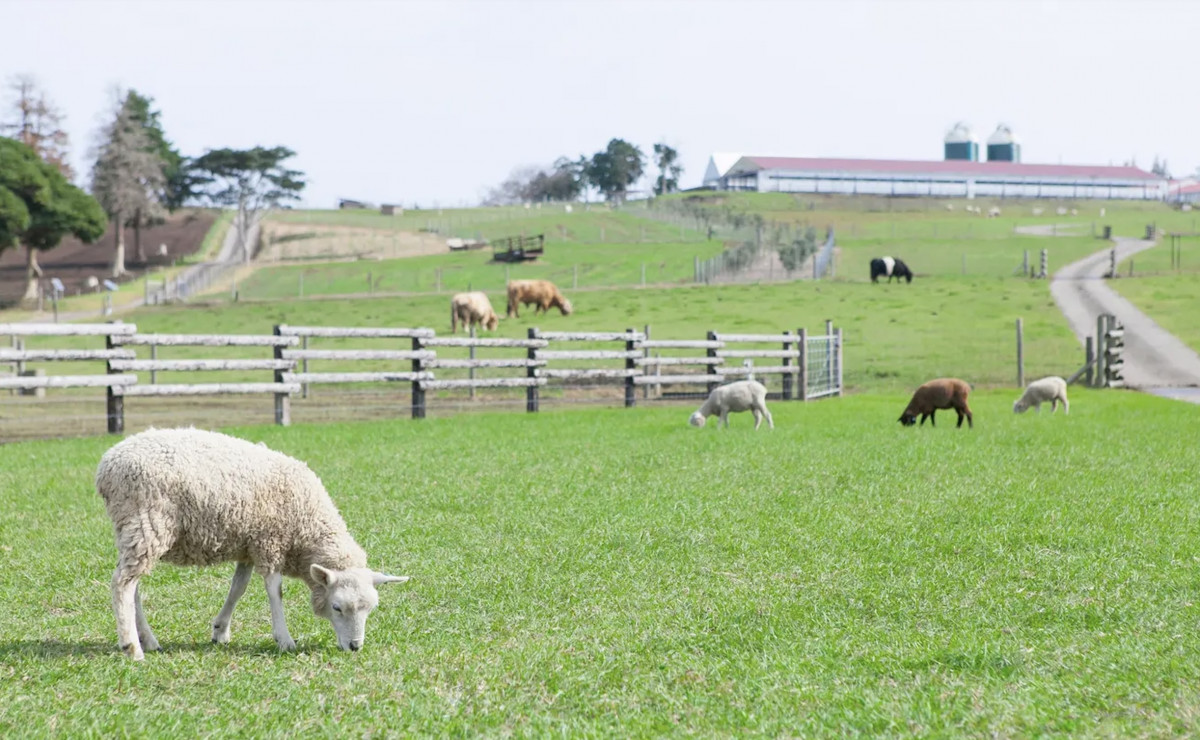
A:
1171 182 1200 195
736 156 1161 181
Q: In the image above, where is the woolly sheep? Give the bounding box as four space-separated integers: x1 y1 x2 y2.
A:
1013 376 1069 414
988 206 1002 218
96 428 409 660
450 291 500 333
689 380 774 430
898 377 973 429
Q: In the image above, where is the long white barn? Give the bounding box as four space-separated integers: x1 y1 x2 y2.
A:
705 154 1166 200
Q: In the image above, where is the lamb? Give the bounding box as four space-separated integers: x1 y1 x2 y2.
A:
689 380 773 430
506 279 573 318
898 377 973 429
1013 376 1069 414
450 291 500 333
95 427 409 660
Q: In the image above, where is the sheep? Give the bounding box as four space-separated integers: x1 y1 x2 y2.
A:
450 291 500 333
506 279 573 318
898 377 973 429
1013 376 1069 415
988 206 1002 218
944 203 955 211
689 380 773 430
870 256 913 283
1056 207 1068 216
1099 207 1106 217
95 427 409 660
1032 207 1044 216
85 275 100 291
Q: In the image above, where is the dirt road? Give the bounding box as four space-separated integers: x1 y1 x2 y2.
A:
1050 236 1200 392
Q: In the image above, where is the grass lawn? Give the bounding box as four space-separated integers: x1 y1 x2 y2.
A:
1109 273 1200 356
2 392 1200 735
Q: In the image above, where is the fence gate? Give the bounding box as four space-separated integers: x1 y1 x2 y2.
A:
803 324 843 399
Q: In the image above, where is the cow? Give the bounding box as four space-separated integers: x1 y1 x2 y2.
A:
870 257 913 284
506 279 573 318
450 292 500 333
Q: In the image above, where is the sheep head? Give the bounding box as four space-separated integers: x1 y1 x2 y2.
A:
898 413 918 427
309 564 409 651
558 297 574 316
1012 399 1029 414
689 411 707 428
484 312 500 331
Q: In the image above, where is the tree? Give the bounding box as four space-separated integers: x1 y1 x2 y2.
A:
586 139 645 204
652 143 683 196
1151 156 1171 179
190 146 306 262
91 95 166 277
0 138 106 302
1 75 73 180
122 90 197 210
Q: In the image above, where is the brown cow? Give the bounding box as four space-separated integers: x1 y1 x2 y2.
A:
506 279 573 318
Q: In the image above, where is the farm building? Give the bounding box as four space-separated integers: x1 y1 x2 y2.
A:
1168 181 1200 203
709 155 1165 200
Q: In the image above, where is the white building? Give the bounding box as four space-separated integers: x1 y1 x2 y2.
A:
702 153 744 189
710 155 1166 200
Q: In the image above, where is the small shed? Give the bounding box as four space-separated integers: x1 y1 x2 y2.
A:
380 204 404 216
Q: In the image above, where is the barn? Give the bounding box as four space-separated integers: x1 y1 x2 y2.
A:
711 155 1166 200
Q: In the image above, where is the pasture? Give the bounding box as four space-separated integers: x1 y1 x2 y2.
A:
3 392 1200 735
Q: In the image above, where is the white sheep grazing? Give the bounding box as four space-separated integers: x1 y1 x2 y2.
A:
689 380 774 430
988 206 1002 218
95 427 409 660
1013 376 1069 415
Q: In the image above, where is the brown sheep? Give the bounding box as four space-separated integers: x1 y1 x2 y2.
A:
898 378 973 429
506 279 573 318
450 292 500 333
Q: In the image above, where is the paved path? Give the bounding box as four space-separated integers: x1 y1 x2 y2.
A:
1050 236 1200 394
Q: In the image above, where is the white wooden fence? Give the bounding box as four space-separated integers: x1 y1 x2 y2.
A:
1 321 843 435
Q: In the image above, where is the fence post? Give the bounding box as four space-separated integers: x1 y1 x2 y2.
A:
301 336 310 399
706 330 719 395
834 327 843 396
694 255 700 283
468 326 476 400
105 325 124 434
1095 315 1107 388
272 325 290 426
781 330 793 400
1016 318 1024 387
624 328 637 408
1085 336 1094 387
798 327 808 401
526 328 539 413
642 324 650 401
412 333 426 419
825 319 833 391
1023 250 1029 277
150 343 158 385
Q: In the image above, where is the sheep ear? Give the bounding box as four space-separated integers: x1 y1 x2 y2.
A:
372 572 410 586
310 564 334 586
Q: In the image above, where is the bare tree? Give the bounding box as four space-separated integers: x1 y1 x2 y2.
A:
1 74 73 180
90 93 166 277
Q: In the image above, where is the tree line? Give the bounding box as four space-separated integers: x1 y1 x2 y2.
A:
0 75 308 304
484 138 682 207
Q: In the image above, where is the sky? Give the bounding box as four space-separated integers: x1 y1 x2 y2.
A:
2 0 1196 208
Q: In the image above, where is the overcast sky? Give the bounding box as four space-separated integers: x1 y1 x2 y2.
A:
2 0 1195 208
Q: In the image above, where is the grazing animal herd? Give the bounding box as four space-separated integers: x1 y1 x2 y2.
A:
449 279 573 333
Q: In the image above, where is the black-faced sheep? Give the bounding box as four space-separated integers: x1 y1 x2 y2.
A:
870 257 913 284
689 380 774 430
1013 376 1069 414
898 378 973 428
95 428 409 660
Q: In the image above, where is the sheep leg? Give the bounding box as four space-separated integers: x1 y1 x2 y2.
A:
263 571 296 651
111 561 147 660
762 405 774 430
752 408 763 430
134 584 160 652
720 411 729 428
1061 395 1069 415
212 561 254 644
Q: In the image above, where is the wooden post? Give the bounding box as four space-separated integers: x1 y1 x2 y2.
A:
825 319 834 391
1085 336 1094 387
781 330 793 400
150 343 158 385
1023 250 1029 277
272 325 290 426
624 328 637 408
301 336 310 399
526 327 539 413
412 334 426 419
105 323 124 434
468 326 476 400
1040 248 1048 278
706 330 719 395
1016 318 1024 387
642 324 650 401
798 327 808 401
834 327 843 396
1095 314 1107 388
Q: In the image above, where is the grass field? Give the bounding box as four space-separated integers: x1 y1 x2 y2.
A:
3 392 1200 735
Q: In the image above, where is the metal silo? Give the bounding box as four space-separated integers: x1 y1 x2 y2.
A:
944 122 979 161
986 124 1021 162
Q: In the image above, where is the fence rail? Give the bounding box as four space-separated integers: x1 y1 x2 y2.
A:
2 320 844 437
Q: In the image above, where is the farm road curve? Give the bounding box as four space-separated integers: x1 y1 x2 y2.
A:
1049 235 1200 399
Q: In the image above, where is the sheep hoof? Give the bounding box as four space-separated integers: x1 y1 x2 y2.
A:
212 625 231 644
122 643 145 661
275 635 297 652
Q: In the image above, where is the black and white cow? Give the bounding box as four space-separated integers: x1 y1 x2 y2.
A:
870 257 913 284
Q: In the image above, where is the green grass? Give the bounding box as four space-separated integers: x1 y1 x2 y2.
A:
3 392 1200 735
1109 273 1200 355
230 240 725 300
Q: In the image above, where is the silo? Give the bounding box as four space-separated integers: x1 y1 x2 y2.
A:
986 124 1021 162
944 122 979 161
